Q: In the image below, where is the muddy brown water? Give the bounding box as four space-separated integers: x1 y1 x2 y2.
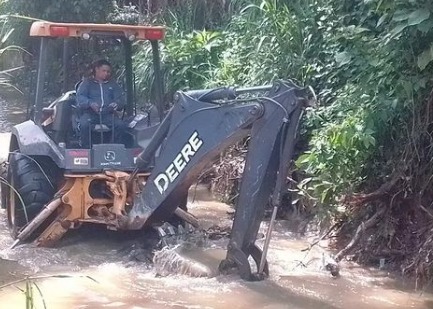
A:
1 199 433 309
1 94 433 308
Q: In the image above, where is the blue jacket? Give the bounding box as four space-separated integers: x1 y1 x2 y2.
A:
76 78 125 114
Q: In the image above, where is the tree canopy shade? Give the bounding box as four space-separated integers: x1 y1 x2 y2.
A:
5 0 115 23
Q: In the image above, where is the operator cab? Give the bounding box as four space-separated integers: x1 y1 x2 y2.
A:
28 21 165 172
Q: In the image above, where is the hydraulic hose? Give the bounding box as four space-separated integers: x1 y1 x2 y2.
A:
185 85 272 103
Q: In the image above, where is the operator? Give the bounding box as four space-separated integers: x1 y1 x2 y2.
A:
76 59 127 148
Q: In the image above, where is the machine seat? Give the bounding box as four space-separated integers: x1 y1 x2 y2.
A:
93 124 111 132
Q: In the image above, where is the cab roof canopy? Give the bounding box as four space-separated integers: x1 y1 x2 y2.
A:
30 21 165 41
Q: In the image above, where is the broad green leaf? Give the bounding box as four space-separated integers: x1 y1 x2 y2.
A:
299 177 313 186
354 27 370 34
0 28 13 44
320 187 332 203
417 19 433 33
291 198 300 205
362 135 376 148
296 153 311 165
389 23 407 38
335 51 351 67
376 14 388 27
417 44 433 70
402 80 413 97
364 128 375 135
256 35 268 53
392 10 410 22
407 9 430 26
419 77 427 88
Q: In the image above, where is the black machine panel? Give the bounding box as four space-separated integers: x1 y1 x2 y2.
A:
92 144 133 168
64 145 142 171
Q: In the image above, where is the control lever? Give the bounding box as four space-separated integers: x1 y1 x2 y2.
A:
111 112 115 143
99 106 104 143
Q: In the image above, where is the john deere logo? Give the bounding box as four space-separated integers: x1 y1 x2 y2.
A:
104 151 116 161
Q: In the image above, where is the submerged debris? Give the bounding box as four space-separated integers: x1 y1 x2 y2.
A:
153 243 217 278
152 222 234 278
117 222 231 277
201 144 246 205
321 253 340 278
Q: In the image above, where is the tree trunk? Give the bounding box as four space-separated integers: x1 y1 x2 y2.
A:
148 0 167 14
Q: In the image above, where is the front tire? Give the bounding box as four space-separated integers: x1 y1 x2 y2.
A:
5 153 59 238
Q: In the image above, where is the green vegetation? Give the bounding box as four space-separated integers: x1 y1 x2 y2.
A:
134 0 433 285
0 274 97 308
0 11 20 89
2 0 433 284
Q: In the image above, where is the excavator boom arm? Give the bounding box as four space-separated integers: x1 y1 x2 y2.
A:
127 79 309 280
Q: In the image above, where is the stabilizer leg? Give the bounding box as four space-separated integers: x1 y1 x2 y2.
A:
35 206 71 247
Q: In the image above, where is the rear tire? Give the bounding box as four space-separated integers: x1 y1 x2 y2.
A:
5 153 59 238
0 160 7 209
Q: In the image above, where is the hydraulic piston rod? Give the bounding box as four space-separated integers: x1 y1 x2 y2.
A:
259 205 278 274
10 197 63 249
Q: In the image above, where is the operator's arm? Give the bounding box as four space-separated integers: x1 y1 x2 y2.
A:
76 79 91 110
111 81 125 111
77 79 100 113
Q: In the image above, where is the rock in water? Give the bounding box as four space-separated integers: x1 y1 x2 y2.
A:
321 252 340 277
153 243 224 278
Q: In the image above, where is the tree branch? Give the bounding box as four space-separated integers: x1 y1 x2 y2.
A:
334 209 385 262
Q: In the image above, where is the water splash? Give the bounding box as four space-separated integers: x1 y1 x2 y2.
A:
153 244 216 278
153 226 226 278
